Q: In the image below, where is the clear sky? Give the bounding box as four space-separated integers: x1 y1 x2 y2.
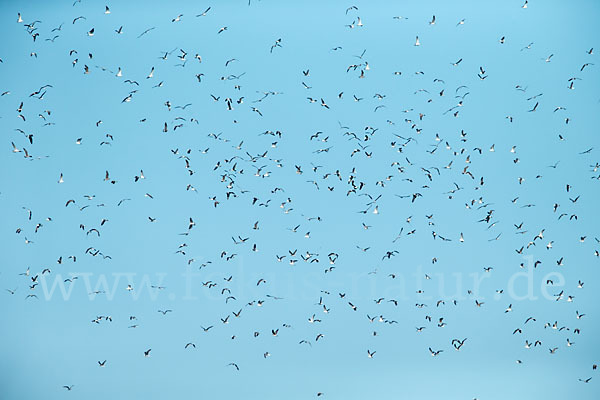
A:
1 0 599 399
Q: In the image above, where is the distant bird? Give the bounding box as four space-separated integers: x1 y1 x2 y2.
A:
197 7 211 17
429 348 443 356
228 363 239 371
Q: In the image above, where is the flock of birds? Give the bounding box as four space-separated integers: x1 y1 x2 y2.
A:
2 1 599 398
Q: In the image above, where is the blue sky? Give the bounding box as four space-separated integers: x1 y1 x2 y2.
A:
1 0 599 398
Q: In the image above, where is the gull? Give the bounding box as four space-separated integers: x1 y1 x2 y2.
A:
346 5 358 14
270 38 282 53
228 363 239 371
354 49 367 59
137 27 155 38
414 36 420 46
196 7 211 17
520 42 534 51
452 338 467 350
429 348 443 356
